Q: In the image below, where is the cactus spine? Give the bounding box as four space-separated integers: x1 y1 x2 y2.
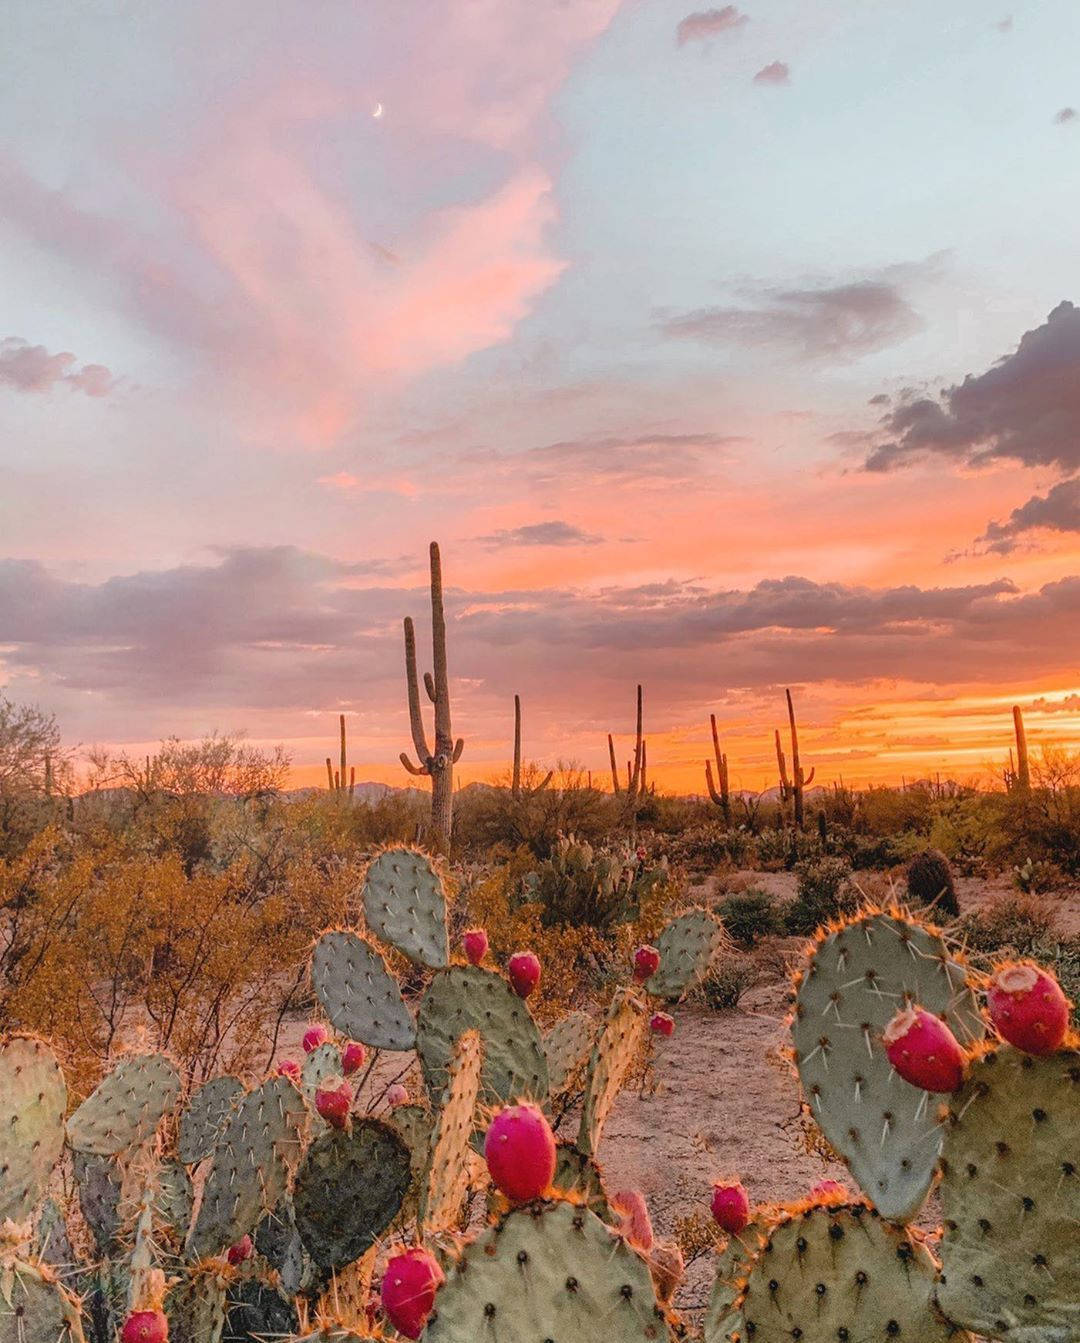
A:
705 713 731 821
399 542 464 852
777 687 815 827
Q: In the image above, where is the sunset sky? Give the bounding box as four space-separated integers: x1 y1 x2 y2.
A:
2 0 1078 792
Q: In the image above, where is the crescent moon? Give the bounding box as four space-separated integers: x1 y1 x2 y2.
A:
372 102 384 119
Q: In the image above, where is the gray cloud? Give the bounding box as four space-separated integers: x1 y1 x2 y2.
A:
864 301 1080 473
676 7 748 46
0 338 114 397
1055 107 1077 124
753 60 790 84
977 476 1080 553
478 521 602 548
663 281 920 360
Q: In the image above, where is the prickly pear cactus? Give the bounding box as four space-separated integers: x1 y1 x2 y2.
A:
551 1144 611 1221
0 1035 67 1224
178 1076 243 1165
792 908 984 1222
936 1044 1080 1341
155 1160 194 1241
293 1120 411 1271
301 1042 344 1108
167 1267 227 1343
188 1076 307 1258
544 1010 594 1094
703 1220 766 1343
0 1257 86 1343
734 1203 959 1343
419 1031 482 1233
645 909 727 1000
311 930 416 1051
422 1198 671 1342
67 1053 181 1157
222 1280 298 1343
73 1151 122 1255
417 966 547 1105
578 989 647 1156
34 1199 76 1284
362 847 449 968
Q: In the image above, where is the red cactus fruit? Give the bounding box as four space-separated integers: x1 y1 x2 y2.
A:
710 1180 750 1235
226 1234 253 1266
302 1023 330 1054
463 929 489 965
883 1006 966 1092
121 1312 168 1343
507 951 541 998
810 1179 848 1202
340 1041 366 1075
381 1247 444 1340
386 1083 409 1107
276 1059 301 1083
315 1079 353 1129
611 1189 654 1250
650 1012 675 1037
484 1103 556 1202
987 963 1070 1055
633 945 661 982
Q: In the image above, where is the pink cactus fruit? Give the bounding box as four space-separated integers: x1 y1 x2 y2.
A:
340 1040 366 1075
650 1012 675 1037
226 1234 253 1266
633 945 660 983
276 1059 301 1083
386 1083 409 1107
121 1313 168 1343
381 1247 444 1340
710 1180 750 1235
314 1077 353 1130
883 1006 966 1093
302 1023 330 1054
987 963 1070 1055
611 1189 654 1251
463 929 489 965
809 1179 848 1202
507 951 541 999
483 1103 557 1202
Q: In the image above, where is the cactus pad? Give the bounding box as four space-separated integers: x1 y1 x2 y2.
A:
419 1031 482 1233
188 1076 307 1258
936 1044 1080 1341
544 1010 594 1094
423 1198 669 1342
34 1199 76 1283
155 1159 194 1241
223 1280 298 1343
417 966 547 1105
311 930 416 1051
578 990 647 1156
0 1035 67 1225
703 1229 760 1343
293 1120 411 1271
792 909 983 1222
362 847 449 968
645 909 727 1000
735 1203 957 1343
301 1042 345 1109
178 1076 243 1165
67 1053 181 1156
551 1144 611 1221
73 1151 122 1255
0 1260 85 1343
167 1269 227 1343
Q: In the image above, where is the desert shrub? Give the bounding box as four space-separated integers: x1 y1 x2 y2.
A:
665 821 754 870
906 848 959 916
700 954 758 1011
755 827 793 871
717 889 783 946
451 765 618 858
955 892 1059 957
520 835 673 931
785 857 858 935
1013 856 1065 894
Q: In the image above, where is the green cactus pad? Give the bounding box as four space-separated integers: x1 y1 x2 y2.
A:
419 1030 482 1233
253 1202 311 1298
73 1151 122 1255
178 1076 243 1165
167 1270 227 1343
645 908 728 1000
156 1159 194 1241
736 1203 958 1343
34 1199 76 1284
792 909 984 1222
223 1281 298 1343
578 989 647 1157
311 929 416 1051
188 1077 308 1259
0 1035 67 1225
0 1260 85 1343
551 1143 612 1221
416 966 548 1105
293 1120 411 1271
67 1053 181 1156
362 847 449 968
301 1042 344 1107
936 1045 1080 1341
543 1010 594 1094
423 1198 669 1342
703 1218 768 1343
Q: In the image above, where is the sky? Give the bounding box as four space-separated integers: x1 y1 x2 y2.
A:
1 0 1079 792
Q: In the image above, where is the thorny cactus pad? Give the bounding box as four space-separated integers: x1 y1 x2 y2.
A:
362 847 449 969
550 1143 612 1221
0 1258 86 1343
311 930 416 1052
416 966 548 1105
73 1151 123 1255
792 908 984 1222
422 1199 671 1342
188 1077 307 1259
703 1222 765 1343
301 1042 345 1108
936 1044 1080 1341
67 1054 182 1157
177 1077 243 1166
645 909 728 1001
578 989 647 1157
0 1035 67 1224
543 1010 594 1095
735 1203 960 1343
418 1030 482 1233
166 1269 227 1343
154 1160 194 1241
293 1120 411 1271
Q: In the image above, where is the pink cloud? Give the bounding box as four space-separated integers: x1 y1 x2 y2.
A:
753 60 790 85
676 7 749 47
0 338 114 397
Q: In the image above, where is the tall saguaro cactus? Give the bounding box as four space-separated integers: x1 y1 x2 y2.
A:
1012 703 1030 791
607 684 644 799
776 687 814 827
512 694 551 799
705 713 731 822
326 714 356 794
399 543 464 851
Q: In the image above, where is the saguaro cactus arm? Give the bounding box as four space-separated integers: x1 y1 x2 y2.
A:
1012 703 1030 789
705 712 731 818
608 733 621 794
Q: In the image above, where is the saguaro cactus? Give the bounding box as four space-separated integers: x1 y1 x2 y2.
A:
705 713 730 822
776 687 814 827
512 694 551 799
399 542 463 851
1012 703 1030 790
607 684 644 799
326 714 355 794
